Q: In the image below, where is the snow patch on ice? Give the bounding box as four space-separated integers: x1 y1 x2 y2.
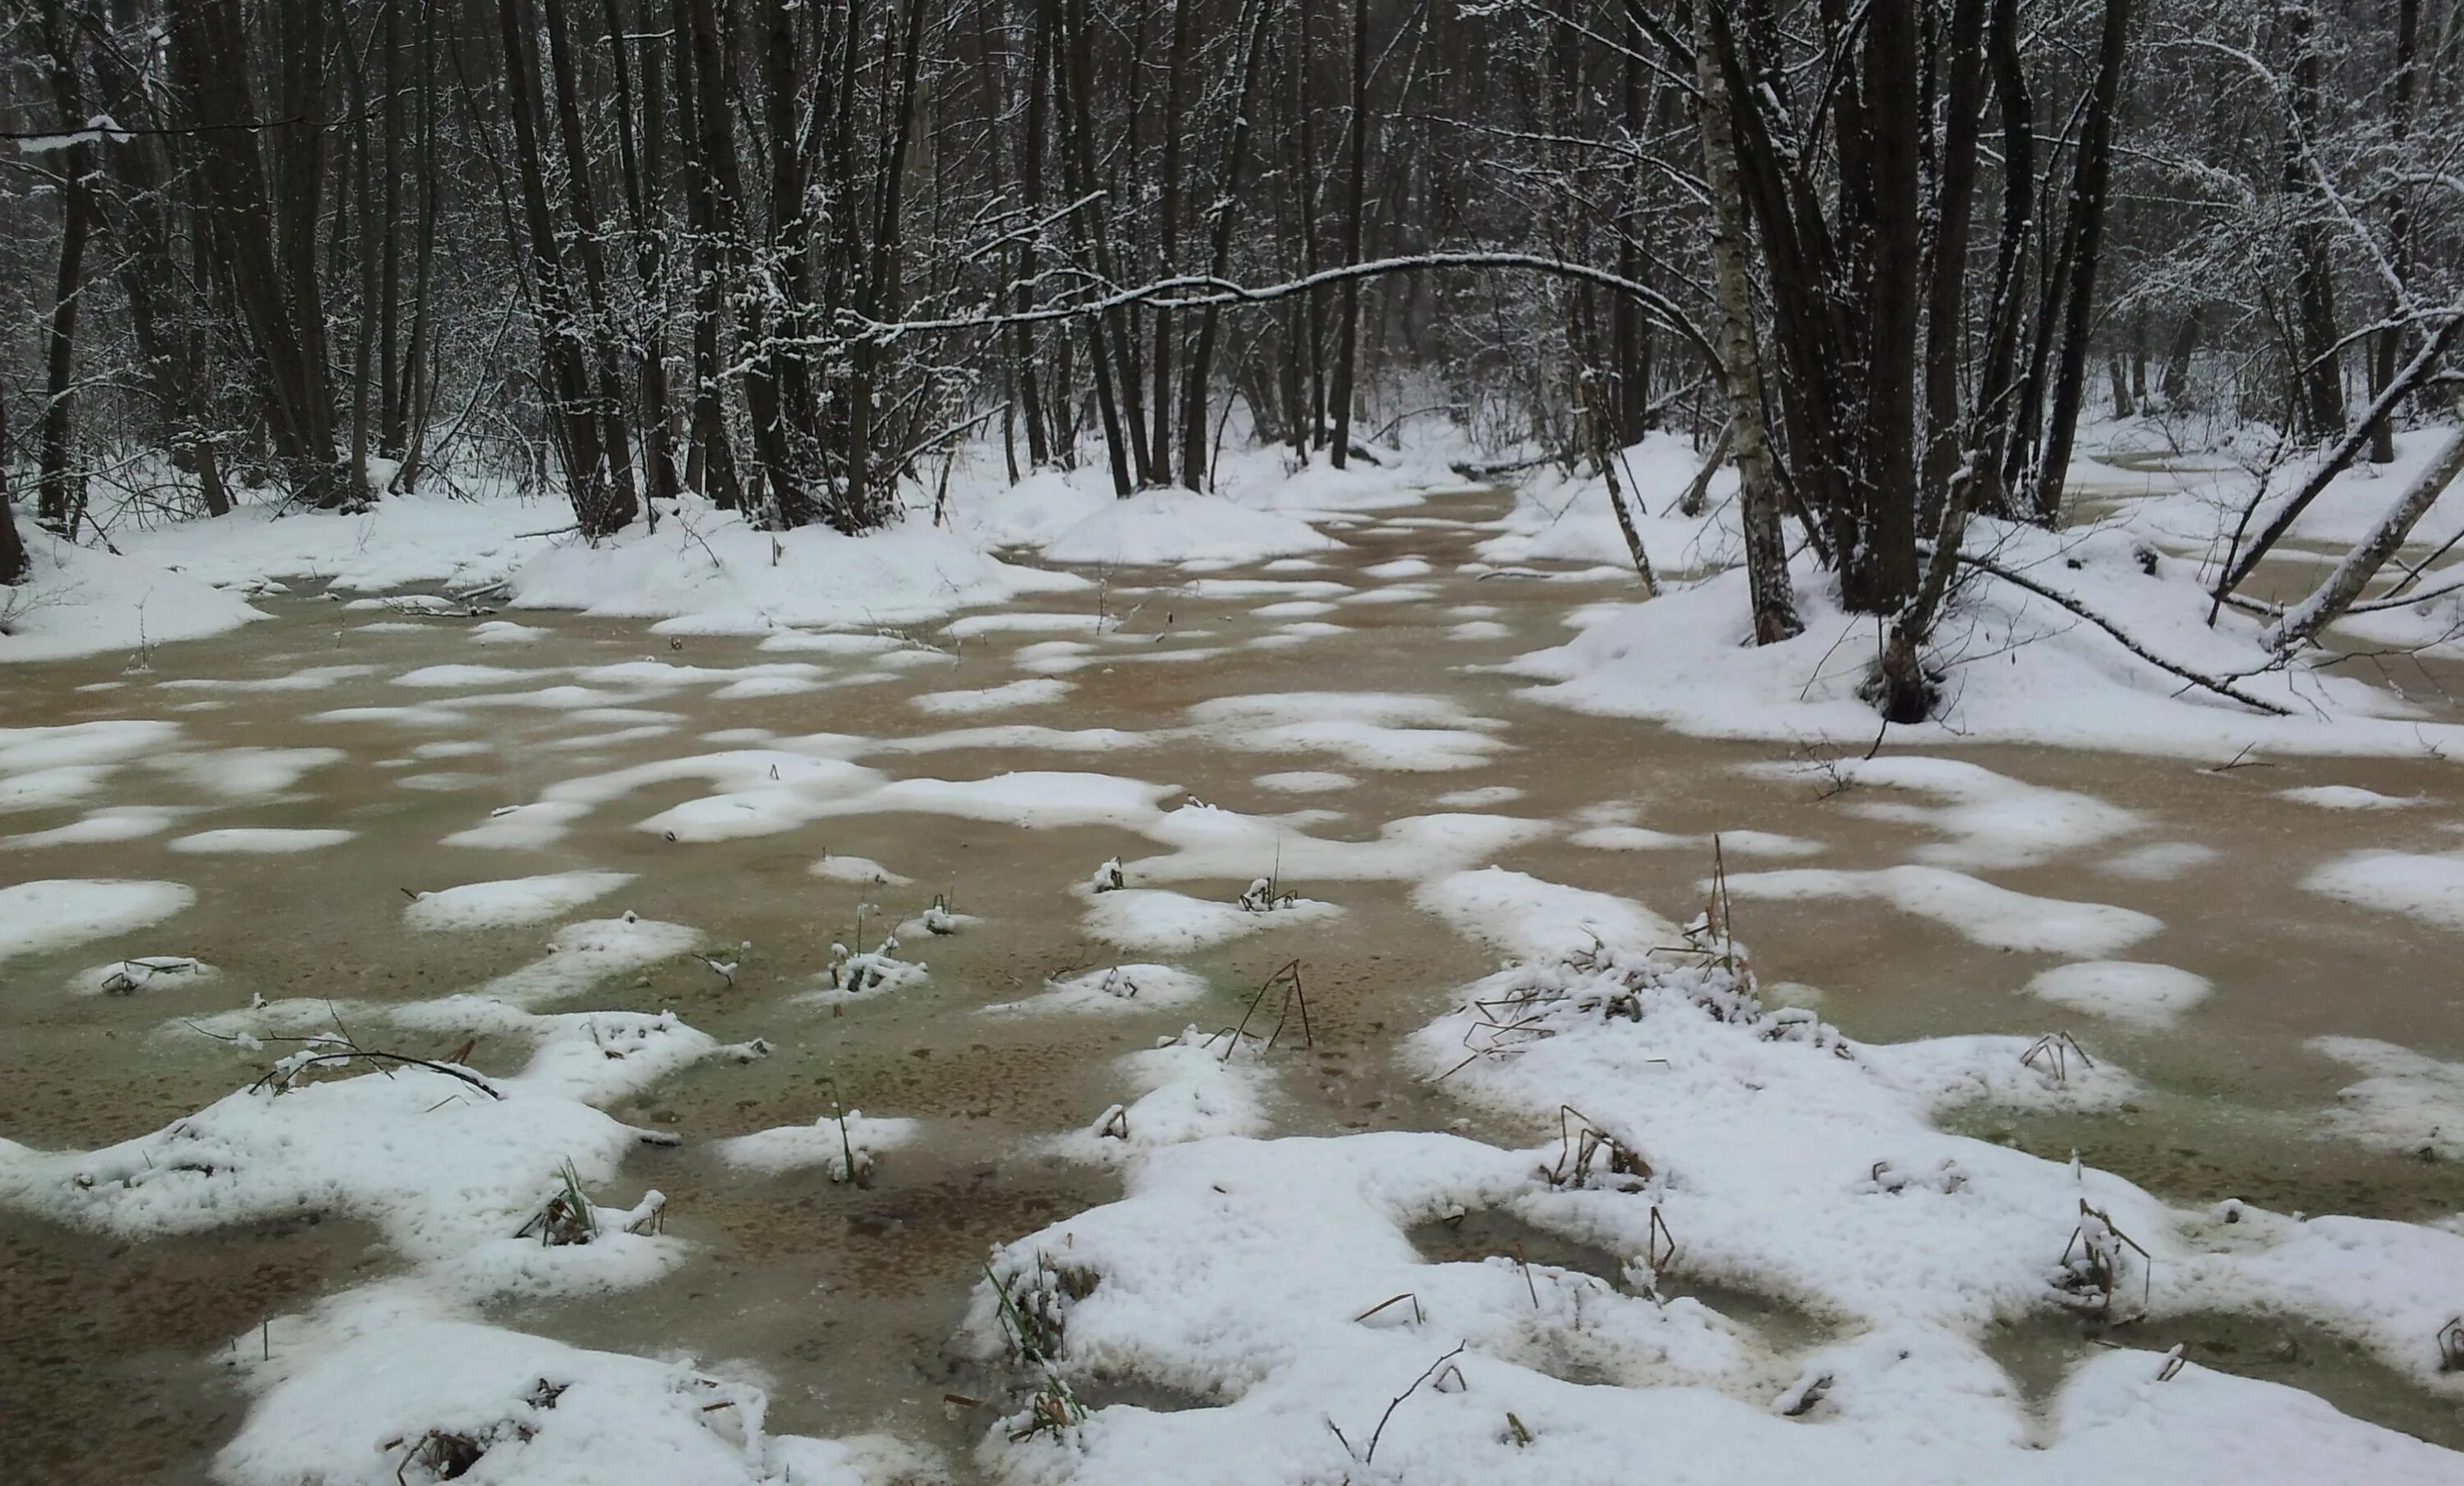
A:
983 964 1212 1016
2276 784 2422 811
2309 1037 2464 1162
715 1111 921 1180
2099 841 2221 880
913 678 1073 715
1187 692 1512 772
1724 866 2163 956
2024 960 2214 1028
2303 848 2464 932
404 872 637 931
1078 886 1344 954
1765 756 2141 869
168 827 356 854
0 878 195 964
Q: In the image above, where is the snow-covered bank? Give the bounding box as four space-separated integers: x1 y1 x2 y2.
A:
0 529 266 663
505 499 1087 633
938 436 1478 566
4 431 1488 664
1464 420 2464 755
1510 518 2464 757
1473 430 1741 571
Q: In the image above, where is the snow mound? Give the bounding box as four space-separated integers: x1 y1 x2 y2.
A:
1046 1028 1274 1162
913 678 1073 715
2277 784 2421 811
1772 755 2141 870
715 1111 921 1180
0 1010 737 1297
216 1293 903 1486
1128 803 1551 884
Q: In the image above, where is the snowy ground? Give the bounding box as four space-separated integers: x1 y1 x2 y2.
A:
3 424 2462 1484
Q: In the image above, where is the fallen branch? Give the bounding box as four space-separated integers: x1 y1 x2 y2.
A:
1945 550 2292 715
251 1048 503 1100
1447 451 1563 481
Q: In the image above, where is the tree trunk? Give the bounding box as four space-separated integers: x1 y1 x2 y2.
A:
0 367 27 586
1918 0 1989 531
1843 0 1924 610
1611 30 1653 446
843 0 931 530
346 29 383 501
1054 0 1133 495
605 0 678 504
1328 0 1369 469
273 0 341 505
981 0 1050 469
2367 0 2420 466
2285 0 2344 442
1148 0 1198 485
2272 426 2464 650
674 0 743 508
94 0 228 514
167 0 339 507
34 0 92 535
1572 314 1657 594
1293 6 1326 451
2030 0 2132 523
497 0 618 534
393 0 440 490
378 0 407 456
541 0 639 528
748 0 817 527
1974 0 2034 513
2160 308 2200 407
1178 0 1277 490
1697 2 1800 645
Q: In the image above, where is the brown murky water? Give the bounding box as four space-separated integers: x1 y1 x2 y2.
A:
4 481 2461 1480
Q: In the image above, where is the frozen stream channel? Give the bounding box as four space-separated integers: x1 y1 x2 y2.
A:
4 483 2463 1484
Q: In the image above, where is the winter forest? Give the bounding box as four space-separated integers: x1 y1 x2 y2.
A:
5 0 2464 1481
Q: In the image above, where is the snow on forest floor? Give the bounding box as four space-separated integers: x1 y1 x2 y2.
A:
3 427 2464 1484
